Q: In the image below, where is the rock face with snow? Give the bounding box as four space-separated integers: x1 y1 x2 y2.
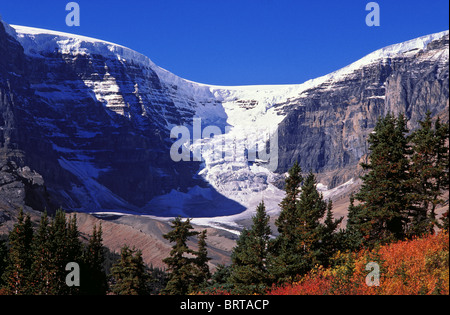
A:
276 31 449 187
0 19 54 215
0 15 448 220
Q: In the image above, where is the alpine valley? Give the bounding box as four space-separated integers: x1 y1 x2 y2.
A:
0 15 448 267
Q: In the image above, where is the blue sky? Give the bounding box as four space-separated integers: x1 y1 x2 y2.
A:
1 0 448 86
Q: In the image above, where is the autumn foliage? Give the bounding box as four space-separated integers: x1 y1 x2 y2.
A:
267 232 449 295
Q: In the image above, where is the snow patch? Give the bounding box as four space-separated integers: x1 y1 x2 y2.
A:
6 23 448 230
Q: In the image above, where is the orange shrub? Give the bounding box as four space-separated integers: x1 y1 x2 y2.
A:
268 232 449 295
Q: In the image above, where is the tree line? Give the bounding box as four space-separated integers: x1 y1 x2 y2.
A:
346 112 449 248
157 111 449 295
0 111 448 295
0 209 167 295
204 111 448 294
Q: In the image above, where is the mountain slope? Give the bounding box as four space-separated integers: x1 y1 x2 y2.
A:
0 16 448 223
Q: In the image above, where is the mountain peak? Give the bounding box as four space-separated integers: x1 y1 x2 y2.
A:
0 19 448 223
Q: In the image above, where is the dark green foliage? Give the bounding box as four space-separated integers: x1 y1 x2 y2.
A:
270 162 305 282
193 230 212 290
1 209 123 295
81 223 108 295
147 265 168 295
353 113 412 247
109 245 152 295
2 209 34 295
30 211 55 295
319 200 344 267
276 161 303 237
271 168 342 283
343 194 365 251
408 112 449 235
230 201 273 294
293 172 341 271
0 237 6 288
207 264 233 292
162 217 211 295
348 112 449 248
26 210 84 295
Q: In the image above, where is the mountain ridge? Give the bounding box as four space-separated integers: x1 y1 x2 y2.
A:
0 16 448 226
11 24 449 90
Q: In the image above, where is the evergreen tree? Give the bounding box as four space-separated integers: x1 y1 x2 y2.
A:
81 223 107 295
46 210 83 294
409 112 449 235
208 264 233 292
271 169 340 282
30 212 54 295
293 171 329 269
0 237 8 289
66 214 82 264
3 209 34 295
193 230 211 291
29 210 84 295
344 194 365 251
354 113 411 246
109 245 151 295
230 201 272 294
276 161 303 237
2 209 111 295
49 210 69 294
147 265 168 295
65 214 83 295
162 217 199 295
270 162 303 282
319 200 344 267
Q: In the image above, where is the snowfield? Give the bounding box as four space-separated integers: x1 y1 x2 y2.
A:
8 23 449 230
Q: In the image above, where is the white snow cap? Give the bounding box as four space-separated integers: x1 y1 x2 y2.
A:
11 24 158 70
10 23 448 90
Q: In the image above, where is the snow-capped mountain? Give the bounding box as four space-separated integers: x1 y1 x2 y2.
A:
0 15 448 225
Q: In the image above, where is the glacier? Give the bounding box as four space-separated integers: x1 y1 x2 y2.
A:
5 23 449 227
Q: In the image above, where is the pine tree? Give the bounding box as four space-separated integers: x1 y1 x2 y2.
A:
354 113 411 246
109 245 151 295
209 264 233 291
147 265 168 295
46 210 82 294
344 194 365 251
162 217 199 295
230 201 272 294
270 162 303 282
193 230 211 291
30 211 54 295
319 200 344 267
0 237 8 289
409 112 449 235
293 171 329 269
28 210 85 295
276 161 303 237
81 223 107 295
271 168 339 282
66 214 82 264
49 209 68 294
3 209 34 295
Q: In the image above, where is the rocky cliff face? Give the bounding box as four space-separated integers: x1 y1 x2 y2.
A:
0 20 55 217
1 21 243 218
0 16 448 221
276 33 449 187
